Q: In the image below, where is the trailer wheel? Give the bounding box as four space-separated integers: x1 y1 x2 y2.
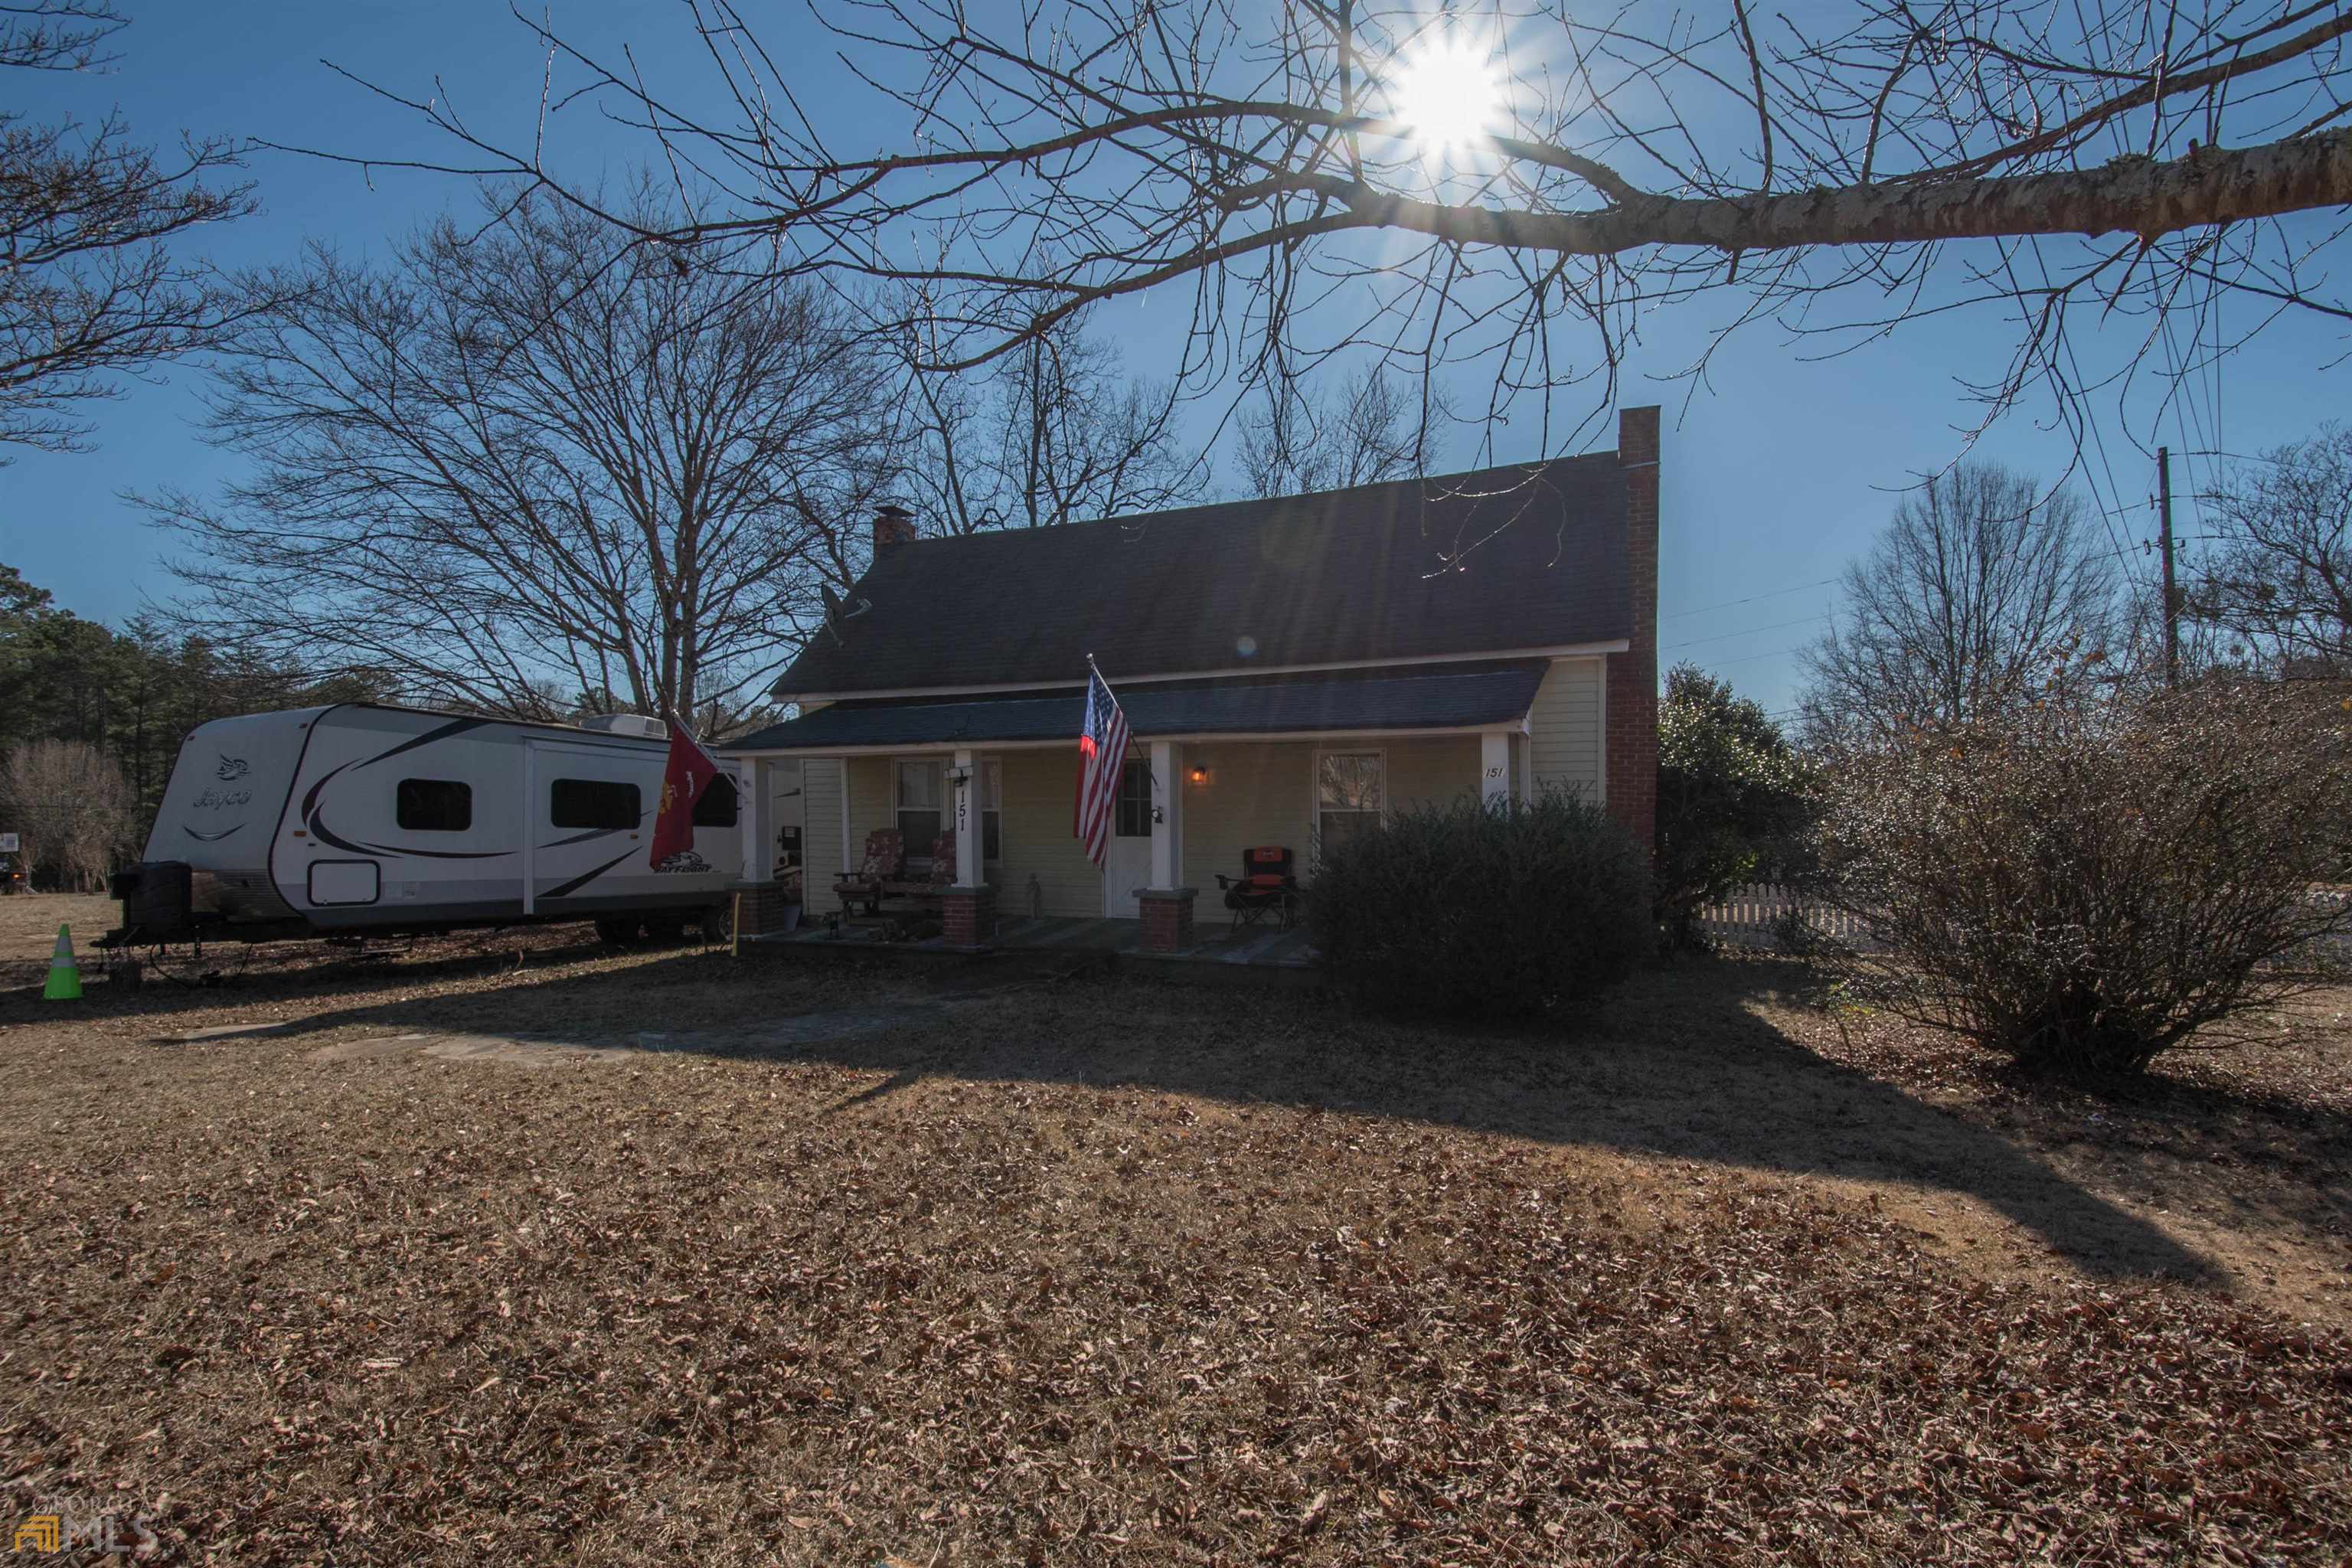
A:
593 916 642 947
697 901 733 946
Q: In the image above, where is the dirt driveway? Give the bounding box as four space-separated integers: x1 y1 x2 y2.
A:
0 891 113 974
2 933 2345 1563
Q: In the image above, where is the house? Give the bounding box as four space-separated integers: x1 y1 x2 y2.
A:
721 405 1660 951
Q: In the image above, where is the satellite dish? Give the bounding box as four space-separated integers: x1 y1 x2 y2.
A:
818 583 874 645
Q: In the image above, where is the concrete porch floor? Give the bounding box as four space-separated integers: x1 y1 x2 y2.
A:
755 911 1319 970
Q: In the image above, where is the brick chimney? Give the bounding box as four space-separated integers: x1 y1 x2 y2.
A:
873 503 918 551
1606 406 1660 858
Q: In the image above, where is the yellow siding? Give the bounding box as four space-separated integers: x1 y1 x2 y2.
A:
802 758 844 893
1384 734 1481 814
995 746 1102 917
1176 735 1478 887
1528 657 1603 802
1179 740 1311 892
843 756 896 859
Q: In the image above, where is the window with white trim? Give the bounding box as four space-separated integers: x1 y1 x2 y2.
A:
897 760 943 859
1315 750 1383 860
1114 756 1152 838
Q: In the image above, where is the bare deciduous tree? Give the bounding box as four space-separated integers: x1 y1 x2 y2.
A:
1 736 134 890
2184 424 2352 675
1815 679 2352 1074
890 309 1200 532
2 1 256 459
1801 462 2120 740
322 0 2352 471
1238 368 1442 499
146 188 895 733
1 0 120 70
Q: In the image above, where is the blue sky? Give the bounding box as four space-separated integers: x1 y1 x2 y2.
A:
4 1 2340 717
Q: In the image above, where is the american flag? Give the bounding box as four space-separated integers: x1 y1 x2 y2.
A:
1074 662 1132 866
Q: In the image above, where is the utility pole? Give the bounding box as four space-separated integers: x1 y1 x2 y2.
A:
2158 446 2178 688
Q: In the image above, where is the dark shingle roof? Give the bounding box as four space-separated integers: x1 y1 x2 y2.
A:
727 663 1547 752
778 458 1629 696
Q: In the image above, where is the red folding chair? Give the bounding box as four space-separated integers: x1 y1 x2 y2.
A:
1217 845 1299 930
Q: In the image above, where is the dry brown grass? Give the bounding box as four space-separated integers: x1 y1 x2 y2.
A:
0 892 115 972
1 935 2347 1564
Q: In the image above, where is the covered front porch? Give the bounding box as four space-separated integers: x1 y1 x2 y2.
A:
722 661 1589 954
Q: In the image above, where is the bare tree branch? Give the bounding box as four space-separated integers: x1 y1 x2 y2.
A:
0 3 256 458
310 0 2352 473
1800 460 2124 740
143 185 897 732
0 1 123 73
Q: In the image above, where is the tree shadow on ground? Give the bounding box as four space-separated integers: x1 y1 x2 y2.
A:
42 943 2315 1292
1971 1052 2352 1263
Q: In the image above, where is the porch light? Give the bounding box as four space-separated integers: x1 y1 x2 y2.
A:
1187 765 1211 786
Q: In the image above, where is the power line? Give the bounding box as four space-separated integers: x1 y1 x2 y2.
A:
1662 577 1838 622
1697 643 1812 668
1664 611 1831 653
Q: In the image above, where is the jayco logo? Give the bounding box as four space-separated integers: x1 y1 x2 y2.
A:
191 788 252 812
216 755 250 781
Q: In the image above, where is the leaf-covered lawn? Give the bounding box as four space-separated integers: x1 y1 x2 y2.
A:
2 938 2346 1563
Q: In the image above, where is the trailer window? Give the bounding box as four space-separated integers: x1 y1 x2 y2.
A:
692 774 738 827
396 779 472 832
550 778 641 830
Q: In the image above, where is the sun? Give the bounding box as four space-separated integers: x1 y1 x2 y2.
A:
1390 35 1501 155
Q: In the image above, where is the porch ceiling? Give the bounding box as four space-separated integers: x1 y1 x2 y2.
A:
727 661 1547 753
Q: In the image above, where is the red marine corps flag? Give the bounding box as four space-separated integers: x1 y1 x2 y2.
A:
648 715 725 871
1073 658 1132 867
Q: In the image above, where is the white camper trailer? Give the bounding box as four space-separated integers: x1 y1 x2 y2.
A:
113 704 744 945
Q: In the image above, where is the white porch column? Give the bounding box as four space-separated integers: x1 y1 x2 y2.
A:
952 746 983 887
1149 739 1183 887
741 757 773 882
1481 730 1513 810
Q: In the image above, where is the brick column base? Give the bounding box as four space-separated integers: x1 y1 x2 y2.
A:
941 884 998 950
1137 887 1197 952
727 884 801 938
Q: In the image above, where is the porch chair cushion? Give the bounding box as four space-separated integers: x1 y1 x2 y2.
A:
881 832 959 897
835 829 904 894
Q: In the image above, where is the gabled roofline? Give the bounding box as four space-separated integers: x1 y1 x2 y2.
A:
773 641 1628 705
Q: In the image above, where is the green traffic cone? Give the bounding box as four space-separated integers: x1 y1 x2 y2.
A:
44 923 81 1001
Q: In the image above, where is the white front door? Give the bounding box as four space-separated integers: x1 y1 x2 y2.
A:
1102 756 1153 916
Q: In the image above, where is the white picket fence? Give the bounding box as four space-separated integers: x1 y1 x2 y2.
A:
1697 884 1868 949
1700 885 2352 960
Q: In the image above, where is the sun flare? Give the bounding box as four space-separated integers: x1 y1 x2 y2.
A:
1390 36 1501 154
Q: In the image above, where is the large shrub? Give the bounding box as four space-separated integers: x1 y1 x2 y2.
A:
1308 789 1651 1022
1817 681 2352 1075
1655 663 1815 950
